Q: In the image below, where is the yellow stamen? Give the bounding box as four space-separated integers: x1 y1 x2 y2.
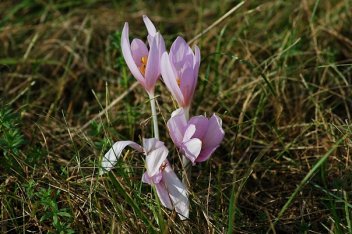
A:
176 77 181 86
139 56 148 76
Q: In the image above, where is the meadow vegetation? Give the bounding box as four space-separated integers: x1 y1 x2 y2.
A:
0 0 351 233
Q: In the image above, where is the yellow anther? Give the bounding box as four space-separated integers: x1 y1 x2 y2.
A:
139 56 148 76
176 77 181 86
141 56 147 65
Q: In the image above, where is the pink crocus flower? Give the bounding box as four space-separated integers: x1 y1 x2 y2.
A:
160 37 200 109
167 108 224 164
121 16 165 95
100 138 189 220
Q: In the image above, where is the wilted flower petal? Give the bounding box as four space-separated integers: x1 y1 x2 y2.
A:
100 140 143 174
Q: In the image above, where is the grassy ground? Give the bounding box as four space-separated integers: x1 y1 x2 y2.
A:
1 0 352 233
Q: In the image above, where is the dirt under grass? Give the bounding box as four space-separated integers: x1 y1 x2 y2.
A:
1 0 352 233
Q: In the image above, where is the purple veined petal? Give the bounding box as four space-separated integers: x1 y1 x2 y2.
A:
155 182 173 210
188 115 209 140
143 138 164 154
167 108 188 146
143 15 157 37
182 138 202 163
131 38 149 67
203 114 225 148
121 23 146 88
182 124 196 142
163 162 189 220
100 140 143 174
145 145 168 177
145 33 160 92
160 52 185 106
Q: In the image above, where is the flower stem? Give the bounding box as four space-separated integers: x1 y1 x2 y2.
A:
149 92 159 140
182 106 191 188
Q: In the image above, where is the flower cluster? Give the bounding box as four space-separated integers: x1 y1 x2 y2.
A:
100 16 224 220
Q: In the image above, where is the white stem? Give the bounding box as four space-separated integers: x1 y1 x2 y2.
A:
182 106 191 187
149 92 159 140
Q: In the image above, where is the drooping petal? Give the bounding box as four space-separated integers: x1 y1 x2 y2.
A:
161 52 185 106
163 162 189 220
146 145 168 177
145 34 160 92
100 140 143 174
121 23 146 87
143 138 164 154
131 38 149 66
143 15 157 37
182 138 202 163
167 108 188 146
155 182 173 210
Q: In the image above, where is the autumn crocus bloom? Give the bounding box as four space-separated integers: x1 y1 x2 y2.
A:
167 108 224 164
141 138 189 220
160 37 200 109
121 16 165 95
100 138 189 220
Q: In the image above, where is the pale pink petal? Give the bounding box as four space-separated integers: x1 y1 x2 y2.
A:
142 172 152 184
131 38 148 66
143 15 157 37
169 37 193 72
193 45 201 78
190 45 200 100
188 115 209 140
142 138 164 154
182 124 196 142
167 108 188 146
163 163 189 220
155 183 173 209
182 138 202 163
179 66 195 106
121 23 146 87
145 34 160 92
202 114 225 148
195 147 217 163
195 114 224 162
142 171 162 184
157 34 166 58
161 52 184 106
146 145 168 177
100 140 143 174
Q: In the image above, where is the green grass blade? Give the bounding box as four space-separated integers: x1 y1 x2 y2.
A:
272 136 346 226
108 173 156 233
